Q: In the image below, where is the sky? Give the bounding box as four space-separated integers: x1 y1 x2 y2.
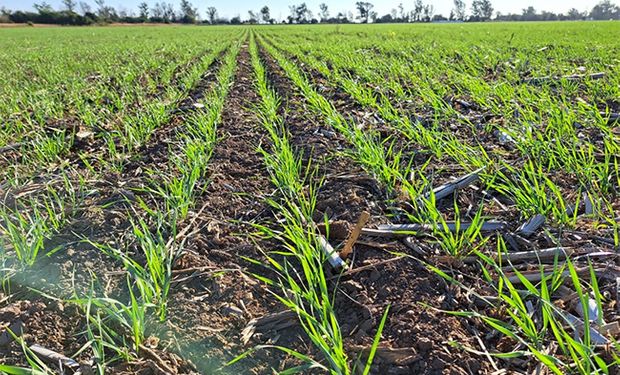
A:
0 0 612 21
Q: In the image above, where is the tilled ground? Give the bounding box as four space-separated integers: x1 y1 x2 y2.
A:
0 46 232 374
260 34 620 375
256 40 494 375
1 33 619 375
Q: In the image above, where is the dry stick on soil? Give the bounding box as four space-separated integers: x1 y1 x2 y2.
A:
423 167 485 202
471 326 499 372
515 214 546 238
171 265 216 276
533 343 556 375
241 310 298 345
617 278 620 315
0 320 24 347
504 266 607 284
327 256 406 281
29 344 80 370
600 321 620 336
318 235 346 270
349 345 420 367
469 185 510 212
171 267 242 286
340 211 370 259
361 220 508 237
402 237 430 257
0 143 23 153
435 247 575 265
560 312 609 346
166 196 212 249
602 112 619 124
139 344 176 374
523 72 606 85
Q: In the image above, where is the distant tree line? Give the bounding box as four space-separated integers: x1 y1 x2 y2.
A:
0 0 203 25
0 0 618 26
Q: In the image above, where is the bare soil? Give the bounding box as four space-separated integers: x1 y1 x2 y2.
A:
1 37 618 375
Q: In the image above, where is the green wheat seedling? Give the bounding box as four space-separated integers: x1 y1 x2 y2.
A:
408 194 490 257
341 130 405 195
119 101 168 154
142 43 241 222
82 37 243 326
490 160 577 225
0 334 51 375
245 198 389 375
145 138 212 221
24 130 72 169
73 277 153 352
89 213 181 321
76 296 127 375
244 34 389 374
263 33 490 171
66 274 137 369
247 207 349 371
259 36 413 198
0 254 17 291
430 236 614 374
128 215 179 321
98 133 126 173
0 204 57 267
0 183 79 267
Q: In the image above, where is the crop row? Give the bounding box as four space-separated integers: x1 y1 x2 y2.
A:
0 23 618 375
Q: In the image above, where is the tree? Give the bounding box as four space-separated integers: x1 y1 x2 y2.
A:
151 2 162 18
79 2 91 15
397 3 405 20
335 11 348 22
247 10 258 23
453 0 465 20
138 2 148 19
62 0 77 12
540 10 558 21
521 6 537 21
375 13 393 23
0 7 10 22
567 8 583 20
413 0 423 21
471 0 493 21
260 6 270 23
590 0 620 19
117 6 128 18
94 0 105 15
34 2 53 13
152 2 174 22
206 6 217 23
319 3 329 21
355 1 373 23
298 3 311 22
94 0 118 19
287 5 295 22
179 0 197 23
162 2 175 21
422 4 434 21
289 3 310 23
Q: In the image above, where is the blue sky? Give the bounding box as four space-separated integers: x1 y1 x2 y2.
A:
1 0 611 21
